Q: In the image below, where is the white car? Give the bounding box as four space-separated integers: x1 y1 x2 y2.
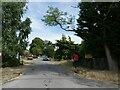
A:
43 56 49 61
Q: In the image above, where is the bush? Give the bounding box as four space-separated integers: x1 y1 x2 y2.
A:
2 56 21 67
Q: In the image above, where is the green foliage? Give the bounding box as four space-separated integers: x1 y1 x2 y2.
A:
23 50 30 57
42 3 120 70
42 6 75 31
30 38 55 57
43 40 55 58
76 2 120 70
77 2 120 53
30 37 44 48
0 38 1 49
2 56 20 67
55 35 76 60
2 2 31 67
31 47 42 56
29 37 44 56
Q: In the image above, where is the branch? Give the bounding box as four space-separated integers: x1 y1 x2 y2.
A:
103 3 113 22
51 11 75 32
103 3 114 41
55 19 75 32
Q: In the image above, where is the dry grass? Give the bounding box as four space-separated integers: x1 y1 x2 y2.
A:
51 60 68 65
1 59 33 84
1 65 26 84
83 71 119 84
52 60 120 84
22 58 34 65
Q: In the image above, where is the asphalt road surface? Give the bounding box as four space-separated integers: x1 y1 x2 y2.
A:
2 58 119 89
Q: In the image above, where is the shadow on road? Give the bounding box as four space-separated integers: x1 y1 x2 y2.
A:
24 63 71 76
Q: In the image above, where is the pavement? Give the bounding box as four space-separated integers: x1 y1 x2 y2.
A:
2 58 119 89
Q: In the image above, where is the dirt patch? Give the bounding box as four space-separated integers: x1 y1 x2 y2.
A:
76 69 120 85
1 65 26 84
52 60 120 85
1 59 34 84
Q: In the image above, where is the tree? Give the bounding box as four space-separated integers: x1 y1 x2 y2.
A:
29 37 44 56
2 2 31 67
17 18 31 59
55 35 76 60
31 47 42 56
0 2 1 49
42 3 120 71
23 50 30 57
43 40 55 58
76 2 120 71
42 6 75 31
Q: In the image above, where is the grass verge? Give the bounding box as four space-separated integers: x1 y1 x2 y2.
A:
1 58 34 84
52 60 120 85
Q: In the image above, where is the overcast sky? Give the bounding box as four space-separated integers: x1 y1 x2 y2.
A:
23 1 82 48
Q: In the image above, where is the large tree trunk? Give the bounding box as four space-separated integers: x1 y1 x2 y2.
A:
104 43 118 71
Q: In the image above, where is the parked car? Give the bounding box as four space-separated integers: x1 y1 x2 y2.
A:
43 56 49 61
27 55 33 60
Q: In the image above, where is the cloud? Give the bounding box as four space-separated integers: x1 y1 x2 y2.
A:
24 2 82 48
69 34 82 44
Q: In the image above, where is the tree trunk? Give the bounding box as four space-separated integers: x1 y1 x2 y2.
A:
104 43 118 71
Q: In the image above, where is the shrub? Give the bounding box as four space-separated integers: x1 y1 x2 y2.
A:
2 56 20 67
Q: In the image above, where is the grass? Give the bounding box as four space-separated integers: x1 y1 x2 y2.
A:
52 60 120 84
1 58 33 84
21 58 34 65
84 71 119 84
1 65 26 84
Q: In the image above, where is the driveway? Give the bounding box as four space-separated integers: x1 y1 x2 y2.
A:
2 58 119 89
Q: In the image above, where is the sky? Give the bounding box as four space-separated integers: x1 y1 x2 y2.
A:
23 1 82 48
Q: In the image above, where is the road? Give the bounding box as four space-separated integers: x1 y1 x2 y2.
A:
2 58 119 89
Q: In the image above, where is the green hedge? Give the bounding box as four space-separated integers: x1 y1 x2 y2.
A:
2 56 21 67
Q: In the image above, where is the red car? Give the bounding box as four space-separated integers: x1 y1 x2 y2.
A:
27 55 33 60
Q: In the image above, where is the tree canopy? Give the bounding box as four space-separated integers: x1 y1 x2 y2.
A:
43 40 55 58
42 6 75 31
2 2 31 67
76 2 120 70
29 37 44 56
42 3 120 70
55 35 77 60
